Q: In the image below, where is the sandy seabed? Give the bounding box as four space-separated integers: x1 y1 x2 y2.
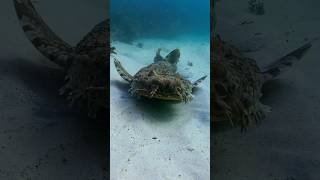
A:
110 37 210 180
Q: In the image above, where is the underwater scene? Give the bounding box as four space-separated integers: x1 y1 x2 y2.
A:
110 0 210 179
213 0 320 179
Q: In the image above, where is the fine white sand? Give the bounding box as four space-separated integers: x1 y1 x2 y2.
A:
214 0 320 179
0 0 107 179
110 37 210 179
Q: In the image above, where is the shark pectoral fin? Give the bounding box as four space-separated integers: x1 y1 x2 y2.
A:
192 75 207 88
262 42 312 81
14 0 75 68
114 58 133 82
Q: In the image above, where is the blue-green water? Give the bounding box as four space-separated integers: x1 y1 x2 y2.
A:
110 0 210 41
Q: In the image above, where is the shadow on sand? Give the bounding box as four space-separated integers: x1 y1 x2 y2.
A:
0 57 108 177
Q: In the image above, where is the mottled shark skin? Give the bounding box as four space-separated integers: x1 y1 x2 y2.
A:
14 0 111 117
114 49 207 102
212 36 312 130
